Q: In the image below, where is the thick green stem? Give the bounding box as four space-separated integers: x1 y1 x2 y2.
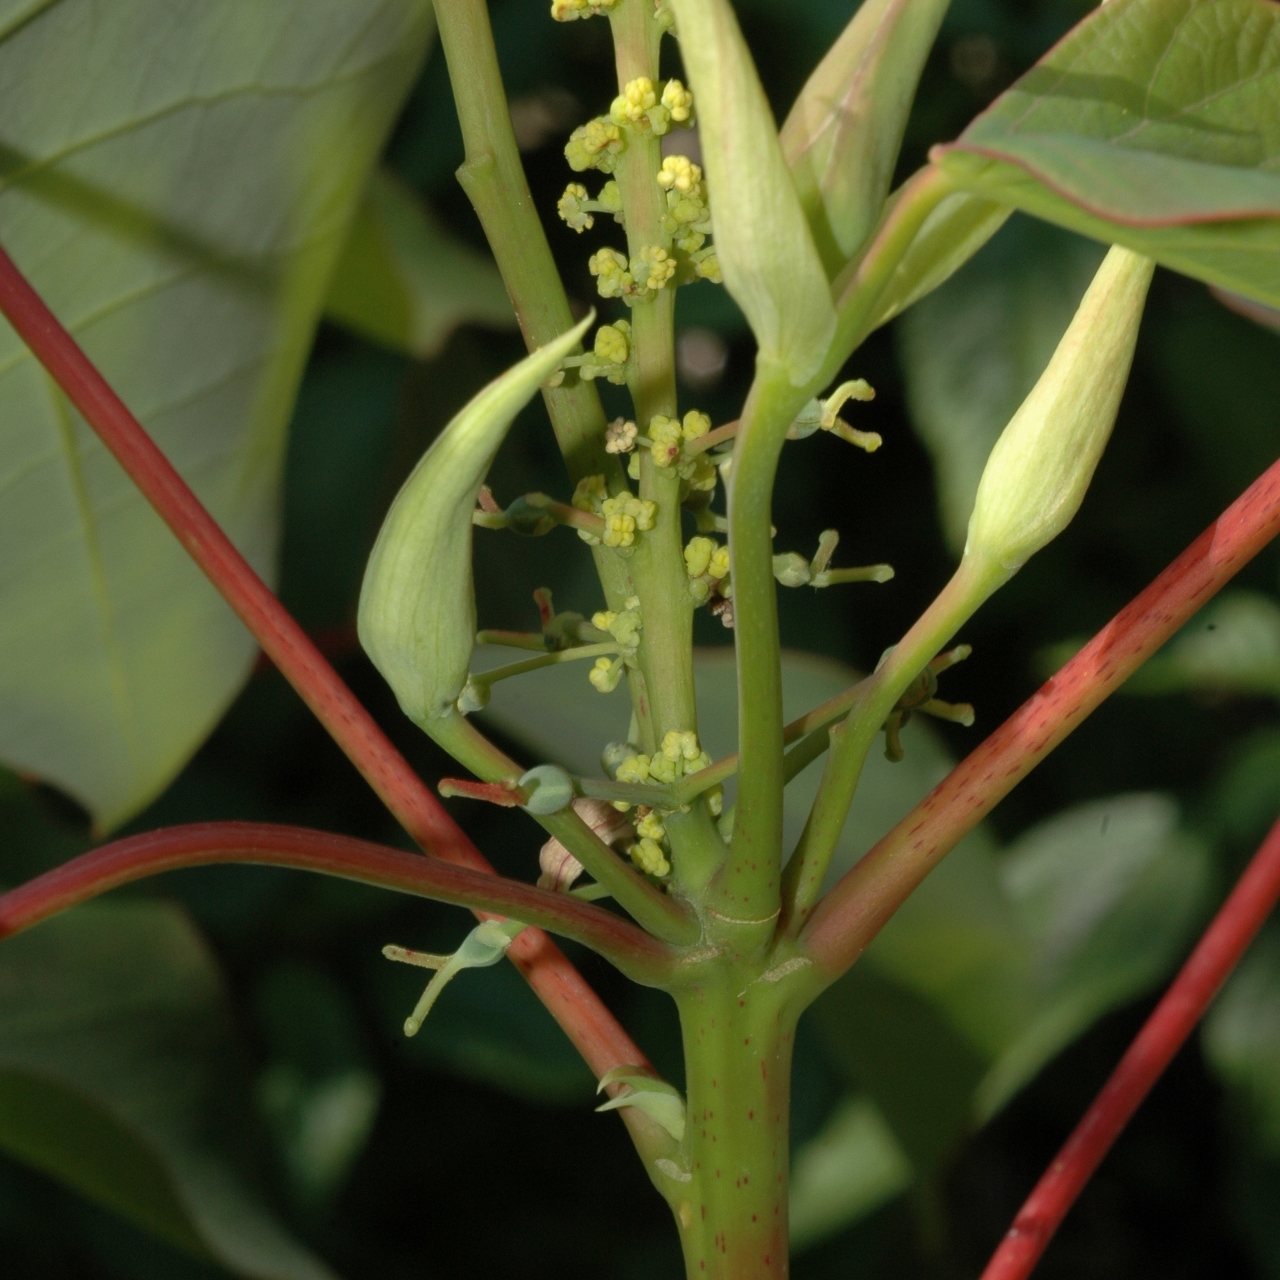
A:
780 557 1000 934
718 366 812 937
672 977 799 1279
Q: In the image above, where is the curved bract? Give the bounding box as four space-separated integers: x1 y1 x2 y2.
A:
358 315 592 727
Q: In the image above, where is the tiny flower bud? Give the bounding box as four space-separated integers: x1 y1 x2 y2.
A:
658 155 702 196
557 182 594 232
632 244 677 292
661 78 695 123
615 753 652 784
605 418 638 454
594 323 630 365
684 536 715 578
630 838 671 877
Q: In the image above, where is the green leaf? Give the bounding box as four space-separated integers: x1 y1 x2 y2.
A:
978 793 1211 1117
1205 925 1280 1154
898 217 1106 552
667 0 836 384
0 901 335 1279
358 315 591 728
323 168 515 359
936 0 1280 308
781 0 952 270
0 0 436 830
788 1094 912 1252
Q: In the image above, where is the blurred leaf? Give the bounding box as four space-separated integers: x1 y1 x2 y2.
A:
939 0 1280 309
978 793 1211 1117
897 217 1106 552
1122 592 1280 700
323 169 515 359
0 0 435 830
0 902 335 1279
788 1094 913 1252
1206 925 1280 1151
253 965 380 1212
1205 727 1280 850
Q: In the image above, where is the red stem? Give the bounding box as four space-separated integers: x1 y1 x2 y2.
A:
980 812 1280 1279
803 450 1280 973
0 245 651 1081
0 822 672 979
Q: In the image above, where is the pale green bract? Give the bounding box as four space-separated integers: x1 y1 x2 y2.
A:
781 0 952 272
963 246 1154 580
937 0 1280 309
666 0 835 385
0 0 435 830
357 315 592 727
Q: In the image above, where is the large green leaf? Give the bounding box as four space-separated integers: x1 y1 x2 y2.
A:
897 217 1106 552
323 168 515 359
937 0 1280 308
0 1 435 829
0 901 335 1279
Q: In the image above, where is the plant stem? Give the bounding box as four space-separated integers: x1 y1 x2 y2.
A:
670 977 798 1279
781 557 995 933
435 0 615 484
0 241 652 1099
802 450 1280 976
0 822 674 983
980 810 1280 1280
427 712 700 945
720 365 814 937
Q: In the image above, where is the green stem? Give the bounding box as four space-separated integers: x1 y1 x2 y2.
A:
471 643 619 693
434 0 616 483
602 0 726 893
717 366 813 938
670 975 800 1279
427 713 699 946
780 557 999 935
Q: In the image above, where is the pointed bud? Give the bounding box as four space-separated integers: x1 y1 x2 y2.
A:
964 247 1154 579
667 0 835 384
358 316 592 727
781 0 950 269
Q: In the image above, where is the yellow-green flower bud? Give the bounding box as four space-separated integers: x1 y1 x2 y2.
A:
657 155 702 196
594 323 630 365
636 810 667 842
598 180 624 217
631 245 677 293
611 76 658 125
566 118 624 173
707 546 731 580
630 838 671 877
589 247 633 298
557 183 594 232
648 753 678 784
681 410 711 440
661 78 694 123
589 656 624 692
616 753 651 784
964 247 1155 580
649 414 683 466
662 729 701 762
684 536 714 578
572 473 607 512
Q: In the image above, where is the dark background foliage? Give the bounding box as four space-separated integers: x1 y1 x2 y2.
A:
2 0 1279 1276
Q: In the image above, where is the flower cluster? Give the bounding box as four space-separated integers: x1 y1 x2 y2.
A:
565 118 625 173
550 0 620 21
607 77 695 137
627 411 716 490
684 536 730 582
615 730 712 787
557 180 623 233
587 596 643 692
605 417 638 454
571 475 658 552
657 156 720 279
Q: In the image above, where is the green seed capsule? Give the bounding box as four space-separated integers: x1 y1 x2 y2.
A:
358 316 592 728
518 765 576 815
